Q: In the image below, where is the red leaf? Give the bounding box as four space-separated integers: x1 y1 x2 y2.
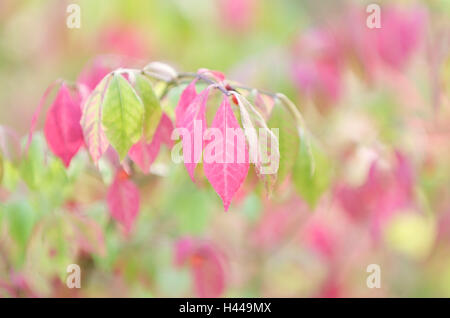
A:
174 238 226 298
44 83 84 167
107 169 140 233
180 87 211 181
129 113 174 173
203 96 249 211
158 113 175 148
175 79 197 129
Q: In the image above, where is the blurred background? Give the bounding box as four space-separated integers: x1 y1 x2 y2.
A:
0 0 449 297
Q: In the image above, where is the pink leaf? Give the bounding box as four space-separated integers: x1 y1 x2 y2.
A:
129 139 160 174
25 79 63 154
175 79 197 129
174 238 226 298
203 96 249 211
157 113 175 148
77 57 114 91
44 83 84 167
106 169 140 233
198 68 226 82
129 113 174 173
180 87 211 181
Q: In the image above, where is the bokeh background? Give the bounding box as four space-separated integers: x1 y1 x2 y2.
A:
0 0 450 297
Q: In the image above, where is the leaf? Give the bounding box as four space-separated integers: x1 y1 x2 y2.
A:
6 201 36 258
77 57 113 91
203 96 249 211
174 238 226 297
232 92 279 192
276 93 315 175
268 102 299 184
175 79 197 128
292 142 331 208
80 75 112 165
106 169 140 233
134 73 162 142
180 87 211 181
101 73 145 160
0 150 3 185
129 113 174 173
44 83 84 167
26 79 63 154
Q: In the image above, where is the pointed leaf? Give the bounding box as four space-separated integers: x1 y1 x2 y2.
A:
204 97 249 211
80 75 111 165
293 143 331 208
268 102 299 183
134 73 162 142
26 80 63 154
106 169 140 233
232 92 279 192
180 87 210 181
44 83 83 167
175 79 197 128
129 113 174 173
0 150 3 185
102 73 145 160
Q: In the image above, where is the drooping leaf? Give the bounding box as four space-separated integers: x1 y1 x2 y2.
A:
134 73 162 142
268 102 299 184
232 92 279 192
175 79 197 128
174 238 226 298
128 137 160 174
276 93 315 175
203 96 249 211
80 75 111 165
0 150 3 185
44 83 84 167
180 87 211 181
101 73 145 160
26 79 63 154
106 169 140 233
292 142 331 208
129 113 174 173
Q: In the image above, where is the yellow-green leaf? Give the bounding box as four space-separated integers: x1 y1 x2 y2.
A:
293 142 331 209
0 150 3 184
268 103 299 184
102 73 145 160
135 73 162 142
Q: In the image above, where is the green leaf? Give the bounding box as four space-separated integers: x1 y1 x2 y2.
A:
292 142 331 208
268 103 299 184
102 73 145 159
6 201 36 263
134 73 162 142
20 133 46 189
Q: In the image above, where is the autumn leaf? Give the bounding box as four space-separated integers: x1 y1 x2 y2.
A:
175 79 197 129
44 83 84 167
174 237 226 298
80 75 111 165
129 113 174 173
203 96 249 211
106 169 140 233
179 87 211 181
